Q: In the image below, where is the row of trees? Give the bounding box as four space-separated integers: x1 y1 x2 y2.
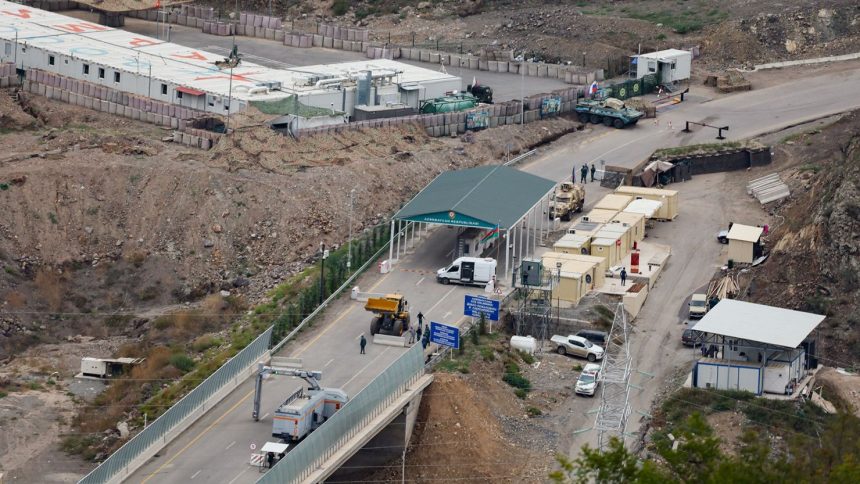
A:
551 411 860 483
271 222 391 342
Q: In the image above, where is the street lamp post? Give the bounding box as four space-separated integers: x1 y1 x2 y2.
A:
555 261 562 323
347 189 355 274
319 243 329 304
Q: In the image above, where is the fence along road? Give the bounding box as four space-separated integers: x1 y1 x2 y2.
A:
78 327 273 484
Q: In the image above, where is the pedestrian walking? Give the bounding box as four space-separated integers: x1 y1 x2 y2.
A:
408 324 416 344
416 324 423 343
422 324 430 349
360 334 367 354
620 267 627 286
417 311 424 327
580 164 588 183
590 163 596 182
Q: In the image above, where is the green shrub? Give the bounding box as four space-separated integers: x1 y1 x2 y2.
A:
503 372 531 391
480 347 495 361
457 366 470 374
505 361 520 374
332 0 349 16
514 388 528 399
573 363 583 371
191 335 222 353
470 327 479 345
518 351 535 365
527 406 542 417
169 353 195 373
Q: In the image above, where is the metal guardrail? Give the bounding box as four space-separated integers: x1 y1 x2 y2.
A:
257 343 426 484
503 149 537 166
269 221 412 354
78 327 274 484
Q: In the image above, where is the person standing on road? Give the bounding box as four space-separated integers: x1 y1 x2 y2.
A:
620 267 627 286
360 334 367 354
416 324 423 344
408 324 416 344
580 164 588 183
590 163 597 182
417 311 424 328
422 325 430 349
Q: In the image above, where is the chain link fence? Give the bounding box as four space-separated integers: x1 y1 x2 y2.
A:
78 327 273 484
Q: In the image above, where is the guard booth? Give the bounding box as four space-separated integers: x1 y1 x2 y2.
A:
392 166 556 277
632 49 692 84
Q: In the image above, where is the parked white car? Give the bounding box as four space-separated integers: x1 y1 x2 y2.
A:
575 363 602 396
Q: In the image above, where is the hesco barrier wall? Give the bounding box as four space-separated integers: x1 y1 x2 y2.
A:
126 7 603 85
630 147 773 186
0 62 19 87
78 327 273 484
601 73 661 101
297 85 583 139
258 343 426 484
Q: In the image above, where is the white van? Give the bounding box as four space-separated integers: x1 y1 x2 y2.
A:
437 257 497 286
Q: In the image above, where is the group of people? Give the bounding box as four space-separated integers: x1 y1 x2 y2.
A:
359 311 430 354
575 163 598 184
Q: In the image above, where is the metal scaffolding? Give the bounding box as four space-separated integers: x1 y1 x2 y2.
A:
512 262 554 347
594 303 633 450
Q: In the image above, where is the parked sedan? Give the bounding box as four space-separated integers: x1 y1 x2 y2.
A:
575 363 602 396
682 328 701 347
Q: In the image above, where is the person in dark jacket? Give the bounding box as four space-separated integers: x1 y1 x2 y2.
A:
580 164 588 183
620 267 627 286
360 334 367 354
416 324 423 344
590 163 597 182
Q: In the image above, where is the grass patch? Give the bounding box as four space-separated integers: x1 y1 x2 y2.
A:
518 350 536 365
169 353 195 373
798 164 821 174
527 406 542 416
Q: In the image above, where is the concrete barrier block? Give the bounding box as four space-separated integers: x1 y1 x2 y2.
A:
347 28 355 41
538 64 548 77
419 50 430 62
430 53 440 64
323 36 333 48
275 30 285 42
313 34 323 47
354 41 364 52
170 118 179 129
547 65 558 78
253 15 263 27
487 60 498 71
333 38 343 49
236 24 246 36
265 28 275 40
101 100 109 112
195 18 204 29
466 58 477 69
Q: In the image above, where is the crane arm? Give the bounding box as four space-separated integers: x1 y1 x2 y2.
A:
252 363 323 421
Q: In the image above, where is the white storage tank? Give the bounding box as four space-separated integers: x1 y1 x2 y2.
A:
510 336 537 355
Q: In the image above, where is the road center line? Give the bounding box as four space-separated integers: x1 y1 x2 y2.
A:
261 413 269 421
415 277 425 286
324 358 335 368
426 286 457 314
343 347 390 388
190 470 201 480
225 440 236 450
226 468 249 484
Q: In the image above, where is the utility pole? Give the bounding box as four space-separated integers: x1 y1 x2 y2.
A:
594 303 633 450
226 64 233 132
347 189 355 274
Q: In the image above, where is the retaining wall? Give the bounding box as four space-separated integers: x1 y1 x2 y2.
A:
22 68 219 149
126 5 602 84
0 62 19 87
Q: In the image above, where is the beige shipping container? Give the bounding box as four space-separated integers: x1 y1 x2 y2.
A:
540 255 601 304
553 233 592 255
614 185 679 220
591 236 622 266
568 218 604 238
542 252 606 287
727 223 763 264
581 208 619 224
610 211 646 243
596 225 632 255
594 193 634 212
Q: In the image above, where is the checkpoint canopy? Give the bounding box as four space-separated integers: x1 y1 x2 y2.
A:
391 165 556 275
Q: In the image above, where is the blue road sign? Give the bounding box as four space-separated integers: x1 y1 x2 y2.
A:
464 295 500 321
430 321 460 349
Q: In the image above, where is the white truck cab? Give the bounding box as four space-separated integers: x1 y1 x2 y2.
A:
437 257 497 286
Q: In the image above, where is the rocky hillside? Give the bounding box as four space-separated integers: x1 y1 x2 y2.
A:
750 111 860 365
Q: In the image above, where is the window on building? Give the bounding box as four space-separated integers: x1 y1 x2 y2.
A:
48 55 55 66
177 91 183 99
114 72 120 83
98 67 105 79
4 43 10 56
208 96 215 107
83 64 90 75
647 61 657 73
161 84 168 95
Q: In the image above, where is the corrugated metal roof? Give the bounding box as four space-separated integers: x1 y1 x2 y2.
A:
727 224 763 243
623 198 663 218
693 299 824 348
394 166 555 230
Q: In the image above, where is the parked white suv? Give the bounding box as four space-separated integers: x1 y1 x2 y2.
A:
550 334 604 362
575 363 602 396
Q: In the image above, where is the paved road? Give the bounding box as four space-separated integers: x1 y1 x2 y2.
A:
129 227 480 484
120 33 860 481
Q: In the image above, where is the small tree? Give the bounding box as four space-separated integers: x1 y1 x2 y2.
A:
470 325 479 345
478 312 487 335
458 335 466 355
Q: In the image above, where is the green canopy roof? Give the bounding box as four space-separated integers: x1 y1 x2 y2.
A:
394 166 556 230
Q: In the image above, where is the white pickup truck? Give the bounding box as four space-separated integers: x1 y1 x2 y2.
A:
550 334 604 362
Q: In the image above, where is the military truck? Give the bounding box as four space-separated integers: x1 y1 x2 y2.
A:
574 97 644 129
365 294 411 336
548 182 585 221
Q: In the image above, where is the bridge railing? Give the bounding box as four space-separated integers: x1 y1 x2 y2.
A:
78 327 273 484
257 342 425 484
